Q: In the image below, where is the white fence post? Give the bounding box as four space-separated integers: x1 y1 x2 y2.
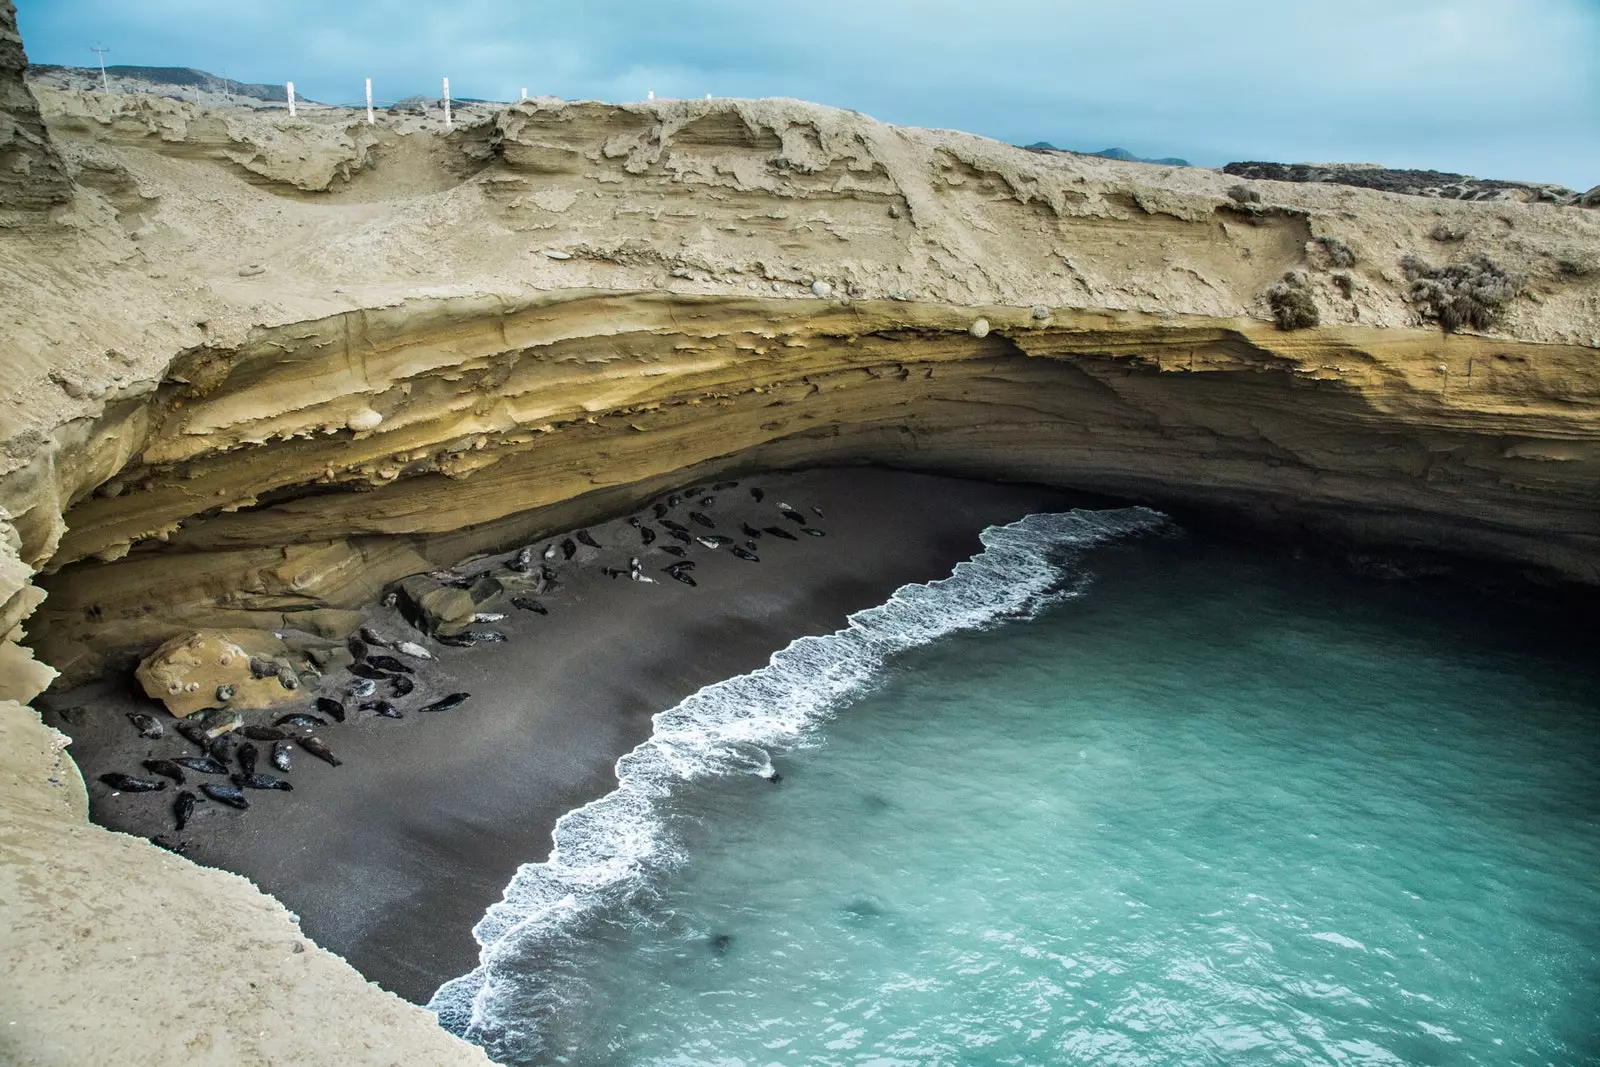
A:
365 78 374 124
442 77 452 128
286 81 296 116
520 87 527 101
647 89 654 100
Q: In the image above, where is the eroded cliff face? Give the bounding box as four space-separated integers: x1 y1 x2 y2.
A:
3 89 1597 693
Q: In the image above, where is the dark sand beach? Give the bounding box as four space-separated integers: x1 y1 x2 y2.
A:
43 468 1084 1004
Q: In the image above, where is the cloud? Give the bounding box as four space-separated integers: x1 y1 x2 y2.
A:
16 0 1599 186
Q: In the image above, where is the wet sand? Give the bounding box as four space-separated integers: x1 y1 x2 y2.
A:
42 468 1087 1004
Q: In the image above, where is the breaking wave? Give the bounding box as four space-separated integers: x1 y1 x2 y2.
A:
428 506 1167 1047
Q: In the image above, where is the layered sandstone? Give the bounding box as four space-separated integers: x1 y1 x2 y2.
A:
0 17 1598 1062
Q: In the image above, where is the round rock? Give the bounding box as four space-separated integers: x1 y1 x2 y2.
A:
811 280 834 299
1032 305 1051 320
969 318 991 338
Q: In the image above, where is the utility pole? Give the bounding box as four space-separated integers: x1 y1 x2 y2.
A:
442 77 452 128
90 43 110 93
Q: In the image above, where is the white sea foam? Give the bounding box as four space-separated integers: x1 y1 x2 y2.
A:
428 506 1166 1042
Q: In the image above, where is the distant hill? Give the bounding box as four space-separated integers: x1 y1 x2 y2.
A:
1023 142 1190 167
28 64 307 105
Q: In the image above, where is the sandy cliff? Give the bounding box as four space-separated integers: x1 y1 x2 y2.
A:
1 11 1597 1060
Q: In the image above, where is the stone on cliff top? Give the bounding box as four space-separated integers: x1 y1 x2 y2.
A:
135 630 304 717
394 575 478 636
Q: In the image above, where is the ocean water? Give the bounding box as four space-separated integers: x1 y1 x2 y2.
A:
433 512 1600 1066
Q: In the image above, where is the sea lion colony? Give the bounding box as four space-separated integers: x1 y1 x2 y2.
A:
88 480 822 851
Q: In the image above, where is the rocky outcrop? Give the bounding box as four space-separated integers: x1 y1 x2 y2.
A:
0 78 1597 1065
0 0 70 213
135 628 308 717
1223 160 1593 207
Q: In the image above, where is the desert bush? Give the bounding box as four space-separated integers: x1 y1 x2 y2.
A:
1267 271 1319 330
1331 273 1354 298
1428 223 1469 243
1227 183 1261 204
1313 235 1356 268
1400 254 1522 332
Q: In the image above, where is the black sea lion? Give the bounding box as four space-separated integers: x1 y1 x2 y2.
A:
349 662 393 681
347 636 368 662
300 737 342 767
127 712 163 740
366 654 413 675
562 537 577 560
666 494 682 508
201 782 250 809
750 487 765 502
652 502 669 519
238 742 259 776
731 547 760 562
802 528 826 537
143 759 186 785
688 511 716 529
763 526 797 541
667 528 692 544
316 697 348 723
420 692 471 714
100 772 165 793
172 756 229 775
660 545 686 558
640 525 656 545
713 480 739 490
780 508 807 524
233 773 293 791
176 722 211 751
243 725 292 741
511 596 549 615
661 519 688 533
741 523 763 539
668 569 697 587
173 790 196 831
362 700 404 719
710 933 733 956
271 741 293 773
274 713 327 729
391 674 416 697
578 529 602 549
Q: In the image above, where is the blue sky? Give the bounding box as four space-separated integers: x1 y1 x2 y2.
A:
17 0 1599 188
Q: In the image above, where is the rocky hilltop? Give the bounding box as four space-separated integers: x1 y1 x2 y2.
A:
2 3 1598 1060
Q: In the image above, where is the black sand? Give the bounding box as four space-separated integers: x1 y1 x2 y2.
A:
42 468 1080 1004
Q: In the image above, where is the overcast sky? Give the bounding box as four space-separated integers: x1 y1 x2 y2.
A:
17 0 1599 188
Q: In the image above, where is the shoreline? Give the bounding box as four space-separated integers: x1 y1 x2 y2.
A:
42 467 1082 1004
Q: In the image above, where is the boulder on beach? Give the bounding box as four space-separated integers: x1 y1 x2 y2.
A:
135 629 304 717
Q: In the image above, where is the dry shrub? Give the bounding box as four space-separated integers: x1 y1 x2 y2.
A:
1267 271 1319 330
1401 254 1522 332
1314 235 1356 267
1227 184 1261 204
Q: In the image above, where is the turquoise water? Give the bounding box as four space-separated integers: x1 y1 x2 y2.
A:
437 515 1600 1066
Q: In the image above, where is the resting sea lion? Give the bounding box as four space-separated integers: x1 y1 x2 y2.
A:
661 519 688 533
362 700 404 719
688 511 716 529
640 525 656 545
392 675 416 697
127 712 163 740
802 528 827 537
576 529 601 548
316 697 348 723
420 692 471 714
176 722 211 751
172 756 229 775
713 480 739 490
562 538 577 560
270 741 293 772
173 790 196 831
142 759 187 785
660 545 686 558
366 654 414 675
233 773 293 792
511 596 549 615
238 742 259 776
730 547 760 562
201 783 249 809
274 713 327 729
653 502 669 519
243 725 292 742
741 523 763 539
100 773 165 793
750 487 765 502
300 737 342 766
763 526 797 541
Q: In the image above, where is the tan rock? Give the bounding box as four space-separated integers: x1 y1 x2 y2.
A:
134 629 302 717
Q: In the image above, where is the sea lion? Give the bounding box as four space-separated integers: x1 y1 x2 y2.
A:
172 756 229 775
710 933 733 956
381 591 400 608
474 612 506 623
696 536 722 550
349 662 392 681
394 640 434 660
763 526 798 541
667 528 692 544
660 545 686 558
100 773 166 793
666 494 682 508
561 537 577 560
274 713 327 729
270 741 293 772
464 630 508 642
741 523 763 539
176 722 211 751
436 633 477 647
359 626 393 648
238 742 259 776
576 529 600 548
731 547 760 562
233 773 293 792
640 526 656 545
150 835 189 856
668 570 697 587
802 528 827 537
511 596 549 615
666 560 697 571
366 654 414 674
362 700 404 719
347 636 368 662
391 675 416 697
127 712 163 740
744 540 759 552
249 656 281 679
661 519 688 533
506 546 535 573
750 487 765 502
419 692 471 714
780 508 807 524
316 697 348 723
347 678 379 698
652 502 669 519
713 480 739 490
682 485 705 497
201 783 250 809
811 506 825 518
143 759 187 785
688 511 716 529
300 737 342 767
699 496 716 507
244 725 291 741
542 544 558 561
628 517 643 528
173 790 197 831
602 566 628 579
214 683 237 703
705 534 735 546
427 569 473 588
207 735 236 765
